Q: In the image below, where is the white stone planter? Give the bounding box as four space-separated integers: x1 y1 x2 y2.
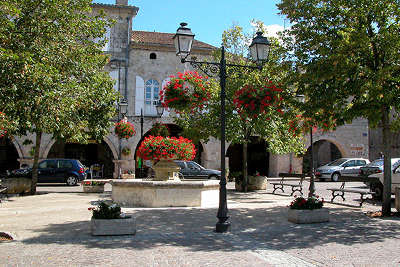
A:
152 159 180 181
121 174 135 179
395 187 400 212
248 176 268 190
288 208 330 224
91 217 136 236
112 180 219 208
83 185 104 193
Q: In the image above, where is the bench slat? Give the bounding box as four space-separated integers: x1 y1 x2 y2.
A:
327 188 375 194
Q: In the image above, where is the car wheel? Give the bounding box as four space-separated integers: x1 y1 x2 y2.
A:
66 175 78 186
208 175 218 180
331 172 340 182
371 184 383 200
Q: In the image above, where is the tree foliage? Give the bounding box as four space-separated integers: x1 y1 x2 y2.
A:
278 0 400 215
0 0 119 193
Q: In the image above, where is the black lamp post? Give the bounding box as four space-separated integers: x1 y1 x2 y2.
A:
296 95 315 197
118 99 128 179
173 22 271 233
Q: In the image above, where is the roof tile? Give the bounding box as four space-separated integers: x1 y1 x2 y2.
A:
131 31 215 50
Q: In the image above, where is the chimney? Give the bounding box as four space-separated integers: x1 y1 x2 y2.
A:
116 0 128 5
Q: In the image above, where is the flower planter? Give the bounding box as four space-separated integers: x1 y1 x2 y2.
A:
288 208 329 224
248 176 268 190
1 177 32 194
234 176 268 191
121 173 135 179
152 159 180 181
90 216 136 236
83 184 104 193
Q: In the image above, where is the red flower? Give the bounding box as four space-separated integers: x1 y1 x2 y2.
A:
115 119 136 139
161 71 211 113
233 80 284 119
137 136 196 161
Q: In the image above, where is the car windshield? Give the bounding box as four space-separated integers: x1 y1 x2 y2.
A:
190 162 204 169
327 159 348 166
368 159 383 167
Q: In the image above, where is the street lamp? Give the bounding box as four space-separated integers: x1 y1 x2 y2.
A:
296 95 315 197
118 99 128 179
155 100 164 118
174 22 271 233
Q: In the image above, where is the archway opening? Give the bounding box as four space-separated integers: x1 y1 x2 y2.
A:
226 137 269 177
302 139 342 173
48 140 114 178
0 137 19 175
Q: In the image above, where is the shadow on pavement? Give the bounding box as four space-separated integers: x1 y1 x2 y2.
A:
20 205 400 253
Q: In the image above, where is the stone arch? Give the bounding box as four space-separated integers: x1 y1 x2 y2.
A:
43 136 118 161
11 139 23 158
226 137 269 177
0 137 20 174
302 138 345 173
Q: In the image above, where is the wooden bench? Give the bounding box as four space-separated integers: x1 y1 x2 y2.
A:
327 176 379 207
270 173 307 196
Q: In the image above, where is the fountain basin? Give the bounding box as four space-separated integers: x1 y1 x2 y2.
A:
111 179 220 208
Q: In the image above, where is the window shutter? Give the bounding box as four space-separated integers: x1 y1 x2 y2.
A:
161 78 170 117
135 76 145 116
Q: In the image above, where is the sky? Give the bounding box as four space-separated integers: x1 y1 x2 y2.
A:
92 0 287 47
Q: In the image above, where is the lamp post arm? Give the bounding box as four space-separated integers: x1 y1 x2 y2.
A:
181 59 261 77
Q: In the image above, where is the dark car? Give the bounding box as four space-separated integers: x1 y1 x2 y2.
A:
174 160 221 179
359 158 400 176
8 159 87 186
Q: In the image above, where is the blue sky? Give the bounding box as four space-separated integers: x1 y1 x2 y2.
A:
93 0 287 47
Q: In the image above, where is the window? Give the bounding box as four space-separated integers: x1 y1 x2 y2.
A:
356 160 366 166
346 160 356 167
187 162 199 170
58 160 73 169
144 79 160 115
150 53 157 59
39 160 57 169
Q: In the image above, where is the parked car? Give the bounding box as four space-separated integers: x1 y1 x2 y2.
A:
174 160 221 179
7 159 87 186
359 158 400 176
315 158 370 182
369 164 400 200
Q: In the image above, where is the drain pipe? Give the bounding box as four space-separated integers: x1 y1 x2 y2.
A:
124 16 131 102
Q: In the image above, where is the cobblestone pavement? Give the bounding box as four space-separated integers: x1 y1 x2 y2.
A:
0 181 399 266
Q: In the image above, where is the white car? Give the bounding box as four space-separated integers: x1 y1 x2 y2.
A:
369 164 400 199
315 158 370 182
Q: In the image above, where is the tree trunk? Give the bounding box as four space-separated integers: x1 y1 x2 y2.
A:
381 107 392 216
30 131 42 195
242 141 248 192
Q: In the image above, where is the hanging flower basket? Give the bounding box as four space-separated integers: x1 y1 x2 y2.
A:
115 119 136 139
233 80 284 119
136 135 196 161
160 71 211 113
149 122 170 137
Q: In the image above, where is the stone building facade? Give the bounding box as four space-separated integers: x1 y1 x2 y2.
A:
0 0 370 178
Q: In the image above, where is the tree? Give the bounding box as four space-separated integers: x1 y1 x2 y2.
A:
168 23 305 191
0 0 119 194
278 0 400 215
